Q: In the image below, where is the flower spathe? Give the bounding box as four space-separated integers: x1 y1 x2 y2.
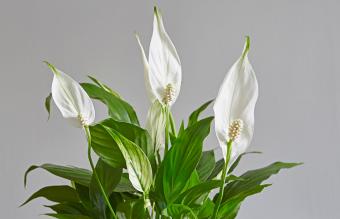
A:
136 6 182 107
213 37 259 163
45 62 95 128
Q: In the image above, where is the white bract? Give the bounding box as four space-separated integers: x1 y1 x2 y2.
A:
46 62 95 128
213 37 259 163
136 6 181 107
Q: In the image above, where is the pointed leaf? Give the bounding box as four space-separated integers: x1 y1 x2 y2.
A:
89 123 125 168
45 202 87 215
90 118 155 170
228 151 261 174
177 180 221 206
164 204 198 219
102 125 153 193
24 164 92 187
218 184 270 219
188 100 214 127
208 159 225 180
222 162 302 202
196 150 216 181
21 186 79 206
155 117 213 203
81 83 139 125
87 75 120 97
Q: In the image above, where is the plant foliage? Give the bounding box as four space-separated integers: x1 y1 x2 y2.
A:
23 77 301 218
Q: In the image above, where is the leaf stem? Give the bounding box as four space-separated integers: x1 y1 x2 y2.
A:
84 126 118 219
211 140 233 219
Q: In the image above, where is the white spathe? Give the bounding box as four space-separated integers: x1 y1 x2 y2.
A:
136 6 181 106
213 37 259 163
46 62 95 127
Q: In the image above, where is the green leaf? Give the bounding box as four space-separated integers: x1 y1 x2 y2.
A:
178 120 185 136
196 150 215 181
116 199 147 219
89 122 125 168
222 162 302 202
217 184 270 219
100 118 156 170
102 125 153 193
164 204 198 219
45 93 52 120
90 159 122 196
45 213 91 219
24 164 92 187
73 184 92 211
188 100 213 127
183 170 201 191
87 75 121 98
89 159 122 218
197 199 215 219
21 185 80 206
208 159 224 180
45 202 87 215
177 180 221 206
81 83 139 125
228 151 261 174
114 173 137 193
89 118 156 169
156 117 213 204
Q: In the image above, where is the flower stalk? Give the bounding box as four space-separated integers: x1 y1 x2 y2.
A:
84 126 118 219
164 106 171 155
212 140 233 219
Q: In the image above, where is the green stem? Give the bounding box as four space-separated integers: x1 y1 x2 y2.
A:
84 126 118 219
164 107 170 155
211 141 233 219
150 202 155 219
143 194 152 218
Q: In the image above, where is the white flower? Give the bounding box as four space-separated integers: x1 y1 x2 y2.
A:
45 62 95 127
213 37 259 162
135 6 181 107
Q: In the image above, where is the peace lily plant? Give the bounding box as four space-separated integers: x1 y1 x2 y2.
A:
22 7 300 219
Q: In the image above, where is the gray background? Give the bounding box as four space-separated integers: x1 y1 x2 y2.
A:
0 0 339 218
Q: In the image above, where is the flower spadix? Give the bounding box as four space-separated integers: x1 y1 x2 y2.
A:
136 6 181 107
45 62 95 128
213 37 258 162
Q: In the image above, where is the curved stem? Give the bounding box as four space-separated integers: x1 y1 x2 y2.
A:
211 141 233 219
84 126 118 219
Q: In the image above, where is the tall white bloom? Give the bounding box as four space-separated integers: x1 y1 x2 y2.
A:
213 37 259 162
45 62 95 128
136 6 181 107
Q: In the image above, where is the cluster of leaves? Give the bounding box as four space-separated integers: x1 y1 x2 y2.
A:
23 77 301 219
